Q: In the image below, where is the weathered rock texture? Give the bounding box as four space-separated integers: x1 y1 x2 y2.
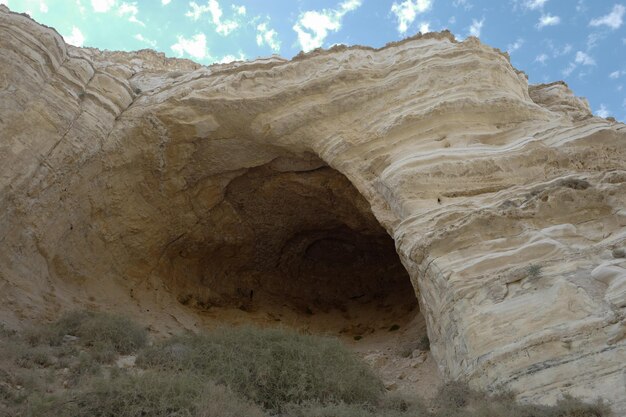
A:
1 5 626 411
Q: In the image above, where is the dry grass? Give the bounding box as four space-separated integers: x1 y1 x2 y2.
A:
0 313 614 417
23 310 147 355
28 371 266 417
137 326 384 411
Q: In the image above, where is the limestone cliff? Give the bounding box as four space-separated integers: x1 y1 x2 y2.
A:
1 5 625 411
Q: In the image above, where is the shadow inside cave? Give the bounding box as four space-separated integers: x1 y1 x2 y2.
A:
156 156 418 336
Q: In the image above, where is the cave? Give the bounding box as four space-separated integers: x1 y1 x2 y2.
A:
155 155 418 334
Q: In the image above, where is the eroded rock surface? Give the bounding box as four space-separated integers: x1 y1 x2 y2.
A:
1 5 625 411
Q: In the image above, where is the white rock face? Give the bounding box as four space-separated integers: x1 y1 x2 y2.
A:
1 5 625 411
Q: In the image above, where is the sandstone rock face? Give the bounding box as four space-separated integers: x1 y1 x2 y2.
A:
1 5 625 411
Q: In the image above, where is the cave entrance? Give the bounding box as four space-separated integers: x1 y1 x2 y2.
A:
163 156 418 335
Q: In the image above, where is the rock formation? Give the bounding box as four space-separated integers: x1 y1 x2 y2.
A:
1 5 625 411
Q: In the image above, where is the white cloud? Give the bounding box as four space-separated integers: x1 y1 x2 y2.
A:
419 21 430 33
590 4 625 29
64 26 85 47
232 4 245 15
162 0 171 4
610 70 621 79
39 1 48 12
185 1 207 19
523 0 548 10
449 16 457 24
256 22 281 53
575 50 596 66
117 2 143 25
390 0 432 34
293 0 362 52
537 14 560 28
563 51 596 77
468 17 484 37
171 33 209 59
560 44 573 56
0 0 8 5
91 0 115 13
562 62 577 77
134 33 156 48
76 0 86 13
535 53 548 64
206 0 239 35
186 0 239 35
586 31 606 49
507 38 524 53
595 104 610 118
216 52 246 64
453 0 472 10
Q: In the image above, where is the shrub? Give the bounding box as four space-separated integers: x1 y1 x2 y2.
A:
29 371 267 417
15 346 55 369
431 382 612 417
417 335 430 351
434 380 477 409
89 341 118 364
25 310 147 354
526 264 543 279
285 396 431 417
285 401 387 417
0 316 613 417
70 351 102 379
137 326 384 411
0 324 16 339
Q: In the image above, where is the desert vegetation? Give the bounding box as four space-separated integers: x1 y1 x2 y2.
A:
0 311 611 417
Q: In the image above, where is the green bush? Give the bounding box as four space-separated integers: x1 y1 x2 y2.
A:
28 371 267 417
285 396 431 417
0 314 614 417
137 326 384 411
25 310 147 355
526 264 543 279
417 335 430 351
431 382 611 417
15 346 55 369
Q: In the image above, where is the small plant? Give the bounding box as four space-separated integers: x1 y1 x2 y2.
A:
27 310 148 354
15 347 55 368
133 87 142 94
90 340 118 364
526 264 543 279
416 335 430 351
388 324 400 332
434 381 476 409
70 351 102 379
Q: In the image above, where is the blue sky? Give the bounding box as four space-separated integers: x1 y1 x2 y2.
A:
2 0 625 121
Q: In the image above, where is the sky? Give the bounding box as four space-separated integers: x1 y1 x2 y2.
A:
2 0 625 121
